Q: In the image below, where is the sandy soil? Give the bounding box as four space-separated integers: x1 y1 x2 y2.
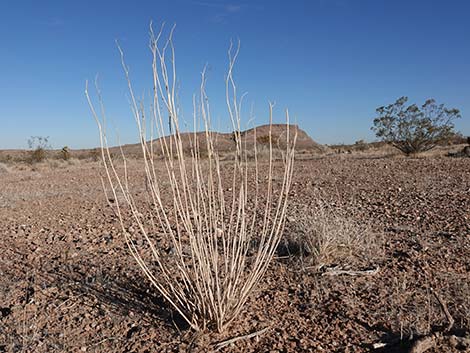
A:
0 156 469 352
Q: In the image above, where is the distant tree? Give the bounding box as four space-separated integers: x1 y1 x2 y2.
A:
371 97 461 155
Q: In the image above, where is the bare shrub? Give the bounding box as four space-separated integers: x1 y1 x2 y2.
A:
463 145 470 157
285 199 381 267
257 134 272 144
89 148 100 161
86 24 296 332
354 139 368 152
27 136 50 164
0 163 10 174
60 146 71 160
0 153 13 163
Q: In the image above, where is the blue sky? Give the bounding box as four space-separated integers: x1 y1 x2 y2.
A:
0 0 469 149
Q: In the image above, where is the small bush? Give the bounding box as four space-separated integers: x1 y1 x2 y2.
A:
27 136 50 164
257 134 281 145
0 154 12 163
257 134 271 144
463 145 470 157
0 163 10 174
60 146 70 160
354 139 368 152
89 148 100 161
284 200 382 267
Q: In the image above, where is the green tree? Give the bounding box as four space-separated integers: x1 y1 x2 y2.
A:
371 97 461 155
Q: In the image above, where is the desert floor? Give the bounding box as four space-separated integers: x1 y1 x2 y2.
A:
0 156 469 352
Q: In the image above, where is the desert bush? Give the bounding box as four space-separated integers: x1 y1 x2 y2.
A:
89 148 100 161
0 162 10 174
284 200 381 267
60 146 70 160
463 145 470 157
86 24 296 332
256 134 271 144
27 136 50 164
354 139 368 151
0 154 13 163
372 97 461 155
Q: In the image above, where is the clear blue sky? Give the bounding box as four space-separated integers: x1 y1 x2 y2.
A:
1 0 469 149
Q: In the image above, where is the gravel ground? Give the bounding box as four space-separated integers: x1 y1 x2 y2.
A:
0 156 469 352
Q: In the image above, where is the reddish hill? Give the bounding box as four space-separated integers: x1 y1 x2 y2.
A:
112 124 324 157
0 125 324 162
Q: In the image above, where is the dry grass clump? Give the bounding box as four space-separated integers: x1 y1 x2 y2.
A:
284 199 382 267
86 24 296 332
0 162 11 174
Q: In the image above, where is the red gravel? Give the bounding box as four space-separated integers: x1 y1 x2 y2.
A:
0 156 469 352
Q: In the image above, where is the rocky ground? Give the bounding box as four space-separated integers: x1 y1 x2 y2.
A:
0 155 469 352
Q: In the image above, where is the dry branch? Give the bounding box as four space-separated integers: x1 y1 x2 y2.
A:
321 266 380 277
214 326 270 351
430 288 454 332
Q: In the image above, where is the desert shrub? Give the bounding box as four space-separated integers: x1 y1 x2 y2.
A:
257 134 270 144
86 25 297 332
0 162 10 174
47 160 61 169
372 97 461 155
439 131 467 146
89 148 100 161
463 145 470 157
354 139 368 151
257 134 281 146
27 136 50 164
30 148 46 163
60 146 70 160
0 154 13 163
284 200 381 267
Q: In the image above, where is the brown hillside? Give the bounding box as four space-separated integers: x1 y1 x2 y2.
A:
0 125 323 161
111 124 324 157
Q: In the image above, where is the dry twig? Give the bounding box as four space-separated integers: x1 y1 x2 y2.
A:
321 266 380 277
214 326 270 351
430 288 454 332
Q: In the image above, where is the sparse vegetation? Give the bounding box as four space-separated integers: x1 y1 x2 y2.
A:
89 148 100 161
86 26 296 332
0 162 10 174
372 97 461 155
256 134 271 144
60 146 70 160
27 136 50 164
284 199 381 267
354 139 368 151
2 3 470 352
464 137 470 157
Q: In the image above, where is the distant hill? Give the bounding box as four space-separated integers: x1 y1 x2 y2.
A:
109 124 325 157
0 125 325 162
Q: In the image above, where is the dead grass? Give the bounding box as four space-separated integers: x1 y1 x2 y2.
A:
0 162 11 174
284 199 383 268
